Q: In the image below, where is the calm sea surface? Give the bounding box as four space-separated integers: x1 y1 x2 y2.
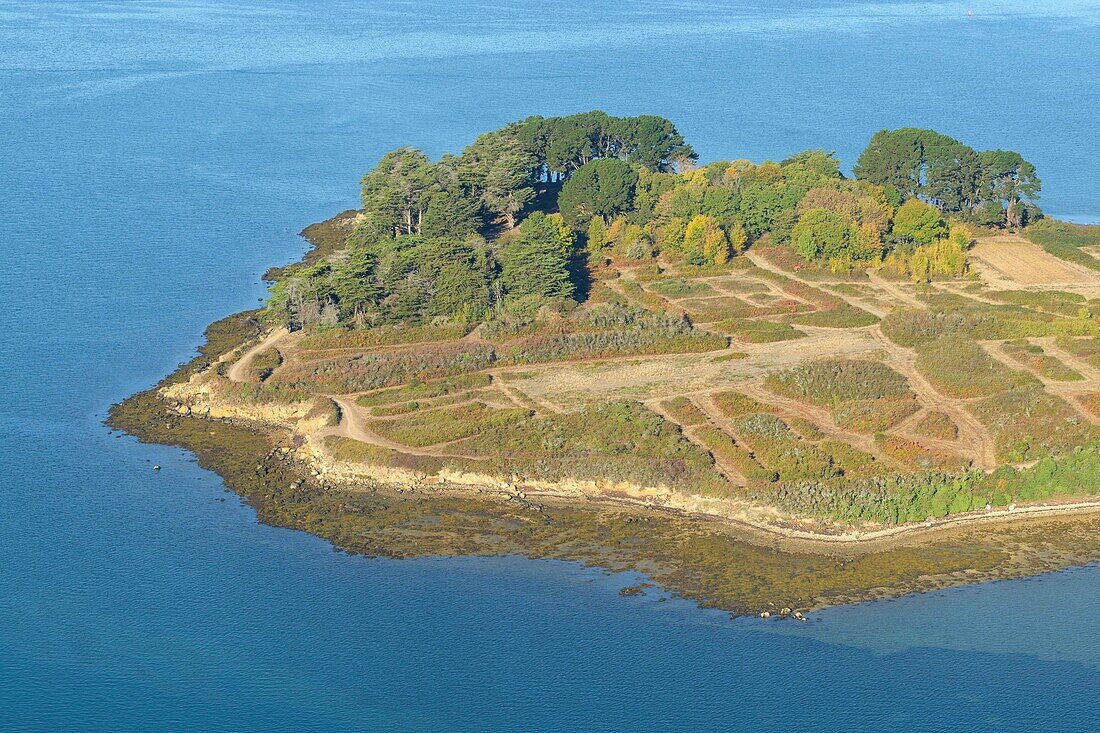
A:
1 1 1098 730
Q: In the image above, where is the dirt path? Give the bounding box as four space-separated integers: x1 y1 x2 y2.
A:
744 251 891 319
226 327 288 383
867 271 925 310
870 326 999 469
323 396 479 459
645 397 748 485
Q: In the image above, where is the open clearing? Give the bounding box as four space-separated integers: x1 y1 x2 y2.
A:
969 235 1100 289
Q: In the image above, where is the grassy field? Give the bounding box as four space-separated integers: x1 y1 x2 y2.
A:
212 230 1100 528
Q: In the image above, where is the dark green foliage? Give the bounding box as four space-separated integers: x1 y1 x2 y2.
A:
558 158 639 227
517 111 696 180
359 147 435 236
421 187 482 238
500 212 575 301
457 127 538 229
854 127 1040 219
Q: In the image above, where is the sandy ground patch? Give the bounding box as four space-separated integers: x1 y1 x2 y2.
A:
970 235 1100 289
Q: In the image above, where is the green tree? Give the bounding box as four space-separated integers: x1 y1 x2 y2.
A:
892 199 947 246
421 187 482 238
499 212 575 301
359 147 435 236
615 114 697 171
558 158 639 227
458 130 537 229
979 149 1041 228
854 128 982 212
854 129 924 200
791 209 858 263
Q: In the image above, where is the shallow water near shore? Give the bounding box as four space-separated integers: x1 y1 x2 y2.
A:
2 0 1099 730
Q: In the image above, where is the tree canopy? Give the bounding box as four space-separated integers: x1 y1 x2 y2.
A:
558 158 639 227
270 115 1044 331
854 127 1040 227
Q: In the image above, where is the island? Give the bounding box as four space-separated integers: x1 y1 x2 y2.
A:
111 112 1100 617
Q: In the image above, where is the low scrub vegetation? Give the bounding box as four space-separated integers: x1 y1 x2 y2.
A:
324 435 445 474
766 359 911 404
458 401 731 496
967 386 1098 463
373 401 530 448
356 373 492 408
914 337 1036 399
1001 341 1083 381
912 411 958 440
713 318 806 343
1023 220 1100 271
246 347 282 383
660 396 709 426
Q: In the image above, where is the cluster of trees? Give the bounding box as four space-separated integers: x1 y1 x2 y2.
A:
268 114 1045 329
578 149 878 268
268 212 577 329
357 111 695 236
854 127 1040 228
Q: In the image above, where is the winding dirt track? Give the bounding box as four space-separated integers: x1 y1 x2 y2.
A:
322 396 478 459
226 328 288 383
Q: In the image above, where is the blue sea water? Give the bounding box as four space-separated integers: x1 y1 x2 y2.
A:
1 1 1099 730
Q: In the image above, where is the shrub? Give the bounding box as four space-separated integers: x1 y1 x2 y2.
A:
914 337 1036 398
765 359 912 404
356 373 493 407
460 401 731 496
693 425 777 484
1001 341 1083 381
912 411 958 440
1023 220 1100 272
832 397 920 434
324 436 445 474
877 435 971 472
246 347 282 383
372 402 530 447
714 319 806 343
298 322 471 350
784 302 879 328
645 278 718 298
712 391 772 418
967 386 1098 463
275 342 496 393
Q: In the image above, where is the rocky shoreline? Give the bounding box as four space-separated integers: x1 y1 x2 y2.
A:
107 218 1100 617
